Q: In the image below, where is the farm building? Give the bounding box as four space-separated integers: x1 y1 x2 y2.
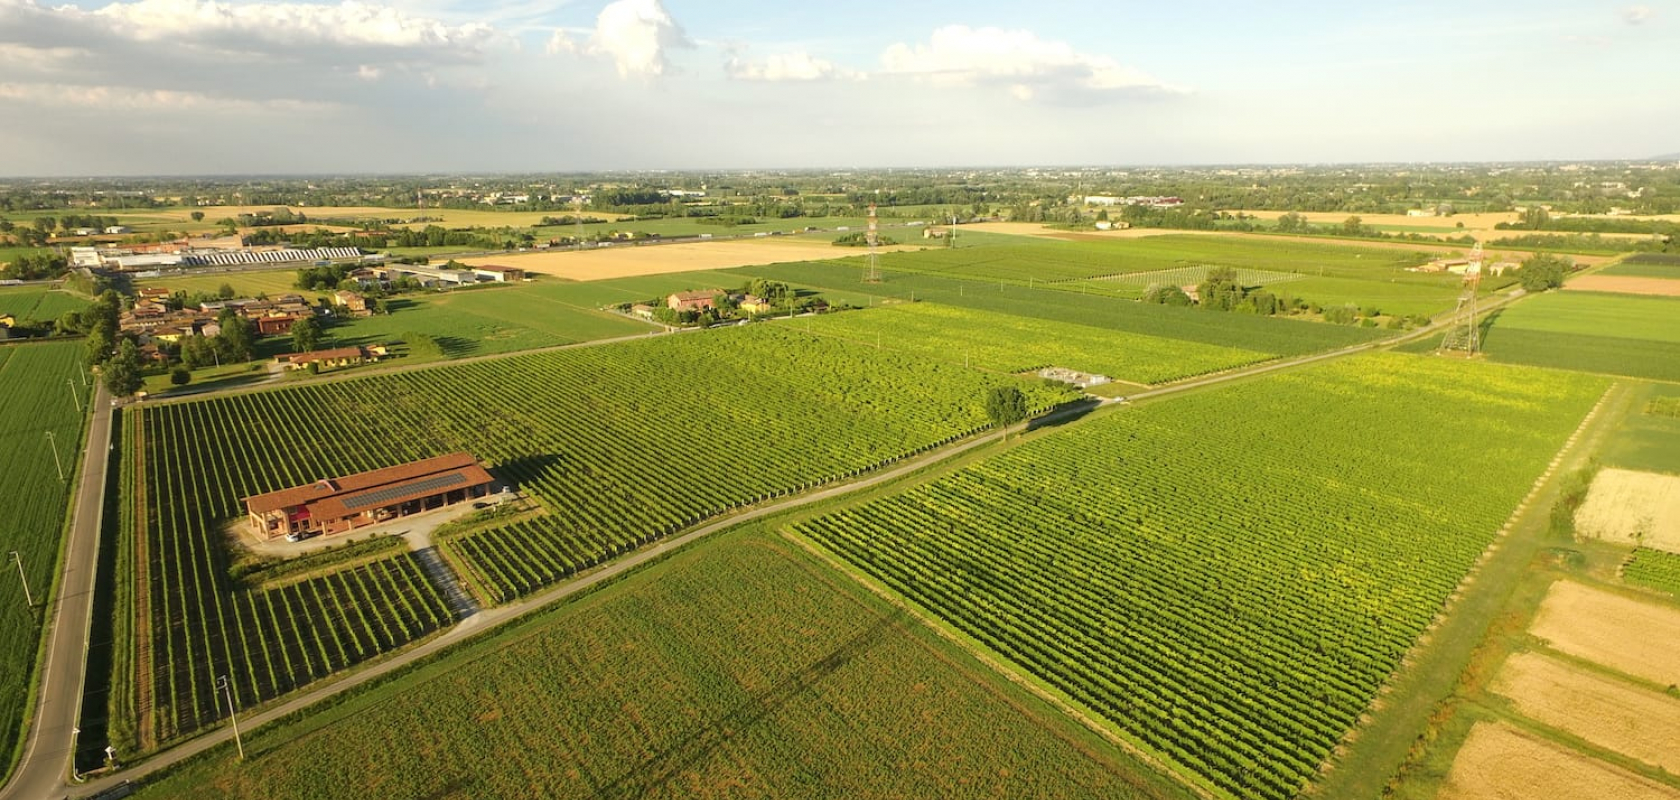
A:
667 290 719 312
242 452 495 539
472 265 526 282
274 345 382 371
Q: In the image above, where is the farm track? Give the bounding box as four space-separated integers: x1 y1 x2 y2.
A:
9 284 1535 800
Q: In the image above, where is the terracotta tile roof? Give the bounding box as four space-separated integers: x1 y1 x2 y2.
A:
243 452 488 515
275 346 366 364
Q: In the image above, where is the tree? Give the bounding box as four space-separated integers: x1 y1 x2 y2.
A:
374 297 390 315
984 386 1028 436
169 367 192 386
290 316 322 353
104 340 144 397
1275 212 1308 233
180 334 217 369
1141 283 1193 307
215 308 254 362
1516 253 1570 292
1340 215 1365 237
190 211 205 222
217 282 236 299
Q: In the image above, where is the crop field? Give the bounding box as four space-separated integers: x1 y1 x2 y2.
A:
1081 265 1304 294
731 260 1388 356
0 288 88 321
855 236 1432 288
458 238 906 281
791 354 1607 800
797 303 1273 385
127 532 1187 800
1625 549 1680 598
115 325 1074 747
0 343 92 780
1602 253 1680 278
1481 293 1680 382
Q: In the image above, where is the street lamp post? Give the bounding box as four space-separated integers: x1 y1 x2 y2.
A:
70 727 80 782
7 552 32 607
45 431 65 482
68 379 83 414
215 675 245 761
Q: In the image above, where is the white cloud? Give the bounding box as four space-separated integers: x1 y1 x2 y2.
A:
579 0 691 78
1624 5 1654 24
880 25 1182 102
545 29 578 56
0 81 331 112
726 50 856 82
80 0 497 50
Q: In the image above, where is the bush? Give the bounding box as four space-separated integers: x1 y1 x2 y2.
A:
169 367 192 386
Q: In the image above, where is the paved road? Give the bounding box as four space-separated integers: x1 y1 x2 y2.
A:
0 383 111 800
15 283 1535 799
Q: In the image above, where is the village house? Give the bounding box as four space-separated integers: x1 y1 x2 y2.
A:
666 290 719 313
333 290 372 317
738 294 776 314
274 345 381 371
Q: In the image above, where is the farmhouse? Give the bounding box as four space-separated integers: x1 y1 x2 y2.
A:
667 290 718 312
274 345 381 371
242 452 495 540
738 294 776 314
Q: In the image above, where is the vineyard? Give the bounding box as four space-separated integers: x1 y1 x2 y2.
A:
1481 293 1680 382
128 533 1187 800
0 342 90 781
792 354 1607 800
796 303 1273 385
116 325 1073 746
1625 549 1680 598
732 260 1388 356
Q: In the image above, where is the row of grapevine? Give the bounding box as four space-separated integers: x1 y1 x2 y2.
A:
793 303 1274 386
1624 548 1680 598
792 354 1607 800
124 324 1070 744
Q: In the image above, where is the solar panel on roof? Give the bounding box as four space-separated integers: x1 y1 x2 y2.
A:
337 472 468 512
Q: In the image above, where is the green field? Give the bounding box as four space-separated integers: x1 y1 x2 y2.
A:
115 325 1076 748
1624 548 1680 598
328 287 653 360
1481 292 1680 382
0 343 92 783
130 531 1188 800
1600 252 1680 278
0 288 88 322
791 354 1607 800
796 303 1273 385
731 260 1389 356
134 270 315 302
1598 383 1680 474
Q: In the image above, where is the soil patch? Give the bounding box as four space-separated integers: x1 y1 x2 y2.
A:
1493 651 1680 774
1529 580 1680 687
1440 722 1680 800
1575 468 1680 553
1566 275 1680 297
458 239 908 281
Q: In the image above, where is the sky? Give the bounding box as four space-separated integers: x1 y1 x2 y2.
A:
0 0 1676 176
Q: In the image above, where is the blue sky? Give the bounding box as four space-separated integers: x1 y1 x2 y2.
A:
0 0 1674 175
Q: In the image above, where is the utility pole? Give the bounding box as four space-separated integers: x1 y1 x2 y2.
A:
68 379 82 414
45 431 64 482
216 675 245 761
7 552 32 607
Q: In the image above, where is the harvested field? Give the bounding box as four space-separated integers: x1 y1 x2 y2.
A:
1575 468 1680 553
1529 581 1680 687
1439 722 1680 800
1493 651 1680 775
1566 275 1680 297
459 239 909 280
